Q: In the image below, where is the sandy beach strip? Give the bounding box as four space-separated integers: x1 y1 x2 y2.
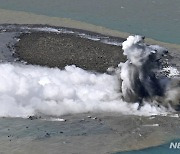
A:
0 8 180 72
0 8 180 51
0 8 130 39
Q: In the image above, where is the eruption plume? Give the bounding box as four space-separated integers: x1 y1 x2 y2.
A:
119 35 180 108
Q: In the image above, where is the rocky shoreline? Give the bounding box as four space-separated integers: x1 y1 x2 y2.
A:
14 31 126 72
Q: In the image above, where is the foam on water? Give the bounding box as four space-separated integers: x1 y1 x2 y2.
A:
0 25 124 46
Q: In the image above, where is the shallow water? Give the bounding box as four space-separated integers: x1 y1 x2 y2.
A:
116 139 180 154
1 114 180 154
0 0 179 44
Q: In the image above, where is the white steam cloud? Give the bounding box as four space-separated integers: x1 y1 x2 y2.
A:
0 63 167 117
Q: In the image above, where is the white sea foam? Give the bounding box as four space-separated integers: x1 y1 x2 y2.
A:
78 33 101 41
0 63 167 118
143 124 159 127
32 27 61 33
22 26 123 46
22 26 74 34
101 39 122 46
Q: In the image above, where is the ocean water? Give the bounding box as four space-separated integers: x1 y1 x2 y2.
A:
116 139 180 154
0 0 179 44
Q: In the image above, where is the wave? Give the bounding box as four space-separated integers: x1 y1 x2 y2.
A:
0 25 124 46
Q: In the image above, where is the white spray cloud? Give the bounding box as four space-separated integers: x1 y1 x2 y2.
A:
0 63 167 117
119 35 180 106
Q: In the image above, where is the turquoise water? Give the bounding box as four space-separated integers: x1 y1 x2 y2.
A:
116 139 180 154
0 0 179 44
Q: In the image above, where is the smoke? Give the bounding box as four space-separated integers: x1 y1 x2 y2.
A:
118 35 180 108
0 63 167 117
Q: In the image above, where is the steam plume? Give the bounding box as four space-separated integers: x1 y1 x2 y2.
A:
119 35 180 108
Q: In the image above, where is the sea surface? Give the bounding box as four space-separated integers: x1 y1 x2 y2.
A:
0 0 179 44
116 139 180 154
